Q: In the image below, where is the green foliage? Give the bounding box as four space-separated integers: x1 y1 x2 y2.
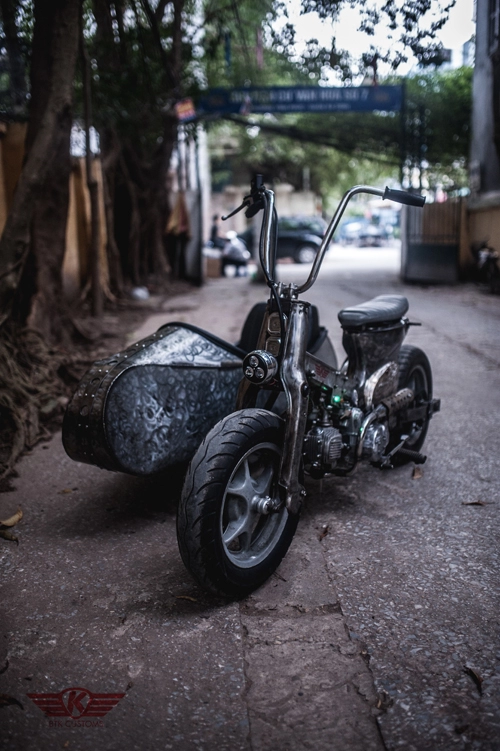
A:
209 113 399 203
209 63 473 199
404 66 472 187
300 0 457 78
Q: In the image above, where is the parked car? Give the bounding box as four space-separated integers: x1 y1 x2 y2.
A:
337 217 388 247
238 215 327 264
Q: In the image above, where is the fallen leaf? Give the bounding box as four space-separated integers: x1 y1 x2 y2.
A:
463 665 483 695
58 489 73 495
175 595 198 603
0 508 22 527
318 524 329 541
0 530 19 544
462 500 488 506
412 466 423 480
376 690 393 711
0 693 24 710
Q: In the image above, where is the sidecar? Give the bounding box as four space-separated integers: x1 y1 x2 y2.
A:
62 303 333 476
62 323 246 475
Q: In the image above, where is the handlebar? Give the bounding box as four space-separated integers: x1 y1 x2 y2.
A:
223 176 425 295
383 187 426 207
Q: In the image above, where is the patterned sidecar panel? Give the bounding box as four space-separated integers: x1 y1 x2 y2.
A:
62 325 244 475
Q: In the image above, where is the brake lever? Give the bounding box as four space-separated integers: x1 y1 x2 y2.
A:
245 195 265 218
222 175 267 221
221 197 252 221
222 193 266 221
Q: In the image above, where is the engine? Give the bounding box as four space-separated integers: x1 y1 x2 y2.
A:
303 425 343 474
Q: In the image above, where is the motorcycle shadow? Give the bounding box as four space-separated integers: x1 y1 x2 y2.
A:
55 463 188 541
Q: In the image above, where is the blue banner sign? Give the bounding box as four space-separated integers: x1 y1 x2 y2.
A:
198 85 403 115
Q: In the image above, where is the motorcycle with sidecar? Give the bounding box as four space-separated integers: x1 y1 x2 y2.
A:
63 176 440 598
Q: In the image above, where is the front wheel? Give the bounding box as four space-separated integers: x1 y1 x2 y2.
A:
390 345 433 464
177 409 299 598
295 245 317 264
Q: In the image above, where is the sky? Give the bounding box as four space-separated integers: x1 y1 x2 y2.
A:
283 0 476 79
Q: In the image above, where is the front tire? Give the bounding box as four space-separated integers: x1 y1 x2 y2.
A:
177 409 299 598
390 345 433 464
295 245 317 264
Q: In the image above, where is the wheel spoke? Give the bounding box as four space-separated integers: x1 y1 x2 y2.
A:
226 458 255 502
223 509 257 546
252 463 274 496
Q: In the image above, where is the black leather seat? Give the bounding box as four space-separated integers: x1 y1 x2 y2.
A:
338 295 409 329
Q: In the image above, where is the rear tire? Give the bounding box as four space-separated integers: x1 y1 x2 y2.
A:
390 345 433 464
177 409 299 598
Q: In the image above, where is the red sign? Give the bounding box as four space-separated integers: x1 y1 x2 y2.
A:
27 687 126 719
175 98 196 121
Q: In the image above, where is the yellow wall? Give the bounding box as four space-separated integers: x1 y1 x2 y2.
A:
468 205 500 251
0 123 108 301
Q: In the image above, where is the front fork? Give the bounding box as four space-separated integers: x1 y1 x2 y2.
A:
278 300 310 515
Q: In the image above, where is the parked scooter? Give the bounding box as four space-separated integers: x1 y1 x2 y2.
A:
177 176 440 597
471 239 500 294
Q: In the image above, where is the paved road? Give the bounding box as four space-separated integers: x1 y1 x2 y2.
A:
285 246 500 750
1 244 499 750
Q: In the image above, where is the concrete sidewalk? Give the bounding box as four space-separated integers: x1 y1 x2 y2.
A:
0 276 385 751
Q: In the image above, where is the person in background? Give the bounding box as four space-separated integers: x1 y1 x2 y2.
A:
221 231 250 277
210 214 225 250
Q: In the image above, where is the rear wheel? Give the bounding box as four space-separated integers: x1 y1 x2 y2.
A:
177 409 299 598
390 345 433 464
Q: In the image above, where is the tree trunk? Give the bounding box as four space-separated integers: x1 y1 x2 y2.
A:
0 0 80 339
94 0 182 288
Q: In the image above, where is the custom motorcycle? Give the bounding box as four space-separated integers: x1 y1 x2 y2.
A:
176 176 440 597
63 176 439 600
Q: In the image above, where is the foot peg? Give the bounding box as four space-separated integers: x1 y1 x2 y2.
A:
396 447 427 464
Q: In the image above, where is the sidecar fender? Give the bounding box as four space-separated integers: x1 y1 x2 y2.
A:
62 323 244 475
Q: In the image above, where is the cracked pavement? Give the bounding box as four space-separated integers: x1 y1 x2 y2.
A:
1 245 499 750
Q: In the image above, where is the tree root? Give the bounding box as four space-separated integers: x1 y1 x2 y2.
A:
0 323 67 484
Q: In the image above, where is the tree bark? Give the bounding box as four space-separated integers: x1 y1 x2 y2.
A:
0 0 80 337
81 17 103 318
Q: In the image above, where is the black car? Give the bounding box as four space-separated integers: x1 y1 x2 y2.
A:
238 215 326 264
337 217 389 247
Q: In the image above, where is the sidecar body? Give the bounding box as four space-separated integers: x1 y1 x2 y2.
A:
62 302 334 476
62 323 245 475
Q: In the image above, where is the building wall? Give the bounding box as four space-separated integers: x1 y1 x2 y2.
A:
470 0 500 193
469 196 500 244
468 0 500 259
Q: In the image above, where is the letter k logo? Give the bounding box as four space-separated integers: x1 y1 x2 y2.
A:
63 689 90 717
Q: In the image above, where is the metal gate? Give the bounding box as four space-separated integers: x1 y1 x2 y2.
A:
401 198 462 283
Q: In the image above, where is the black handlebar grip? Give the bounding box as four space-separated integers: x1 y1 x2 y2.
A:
383 187 425 207
251 173 264 193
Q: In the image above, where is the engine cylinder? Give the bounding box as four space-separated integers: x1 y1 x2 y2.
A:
304 426 343 469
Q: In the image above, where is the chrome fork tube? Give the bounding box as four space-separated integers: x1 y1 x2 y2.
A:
279 301 310 514
262 190 275 277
